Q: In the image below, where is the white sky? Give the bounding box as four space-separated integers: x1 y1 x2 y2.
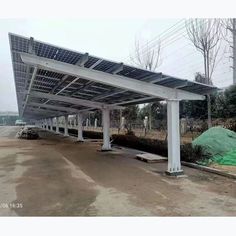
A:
0 18 233 112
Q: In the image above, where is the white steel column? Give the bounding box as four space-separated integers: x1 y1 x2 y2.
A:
50 118 53 131
102 107 111 151
56 117 59 133
64 115 69 136
120 116 125 130
77 113 84 142
86 118 89 129
94 118 98 129
166 100 183 176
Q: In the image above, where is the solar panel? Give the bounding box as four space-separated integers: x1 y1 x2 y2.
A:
9 33 218 119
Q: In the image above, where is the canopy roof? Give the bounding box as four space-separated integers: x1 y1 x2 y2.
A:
9 33 218 120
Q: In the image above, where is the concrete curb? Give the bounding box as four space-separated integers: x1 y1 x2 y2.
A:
181 161 236 180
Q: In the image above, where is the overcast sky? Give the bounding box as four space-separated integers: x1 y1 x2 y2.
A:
0 18 233 112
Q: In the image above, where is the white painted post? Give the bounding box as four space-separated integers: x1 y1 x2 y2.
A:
102 107 111 151
46 119 49 130
144 116 148 129
166 100 183 176
94 118 98 129
50 118 53 131
64 115 69 136
56 117 59 133
121 116 125 130
180 118 187 135
77 113 84 142
86 118 89 129
74 117 76 127
144 116 148 135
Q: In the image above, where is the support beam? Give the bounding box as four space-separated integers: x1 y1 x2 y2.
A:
114 96 157 106
173 80 190 89
67 57 102 97
78 63 124 98
77 53 89 66
20 53 205 101
92 74 163 101
50 74 69 94
43 53 88 104
25 107 66 117
166 100 183 176
64 115 69 136
106 62 123 74
55 77 80 95
77 113 84 142
29 91 124 110
56 117 59 133
28 102 79 114
21 66 38 117
101 108 111 151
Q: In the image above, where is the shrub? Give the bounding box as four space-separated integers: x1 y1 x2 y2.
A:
56 128 210 164
83 130 103 139
227 121 236 132
112 134 168 157
125 130 135 136
112 134 210 164
57 127 103 139
180 143 210 163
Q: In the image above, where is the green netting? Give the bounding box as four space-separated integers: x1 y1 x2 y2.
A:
192 126 236 166
213 149 236 166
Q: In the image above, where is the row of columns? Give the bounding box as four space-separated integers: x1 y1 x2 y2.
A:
37 108 111 151
35 101 183 175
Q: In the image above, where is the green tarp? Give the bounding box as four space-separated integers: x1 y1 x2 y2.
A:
192 126 236 166
213 149 236 166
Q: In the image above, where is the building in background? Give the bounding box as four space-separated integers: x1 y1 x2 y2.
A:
0 111 19 125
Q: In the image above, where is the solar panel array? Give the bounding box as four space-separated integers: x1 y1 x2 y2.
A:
9 33 217 119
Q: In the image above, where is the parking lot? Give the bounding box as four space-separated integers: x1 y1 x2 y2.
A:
0 126 236 216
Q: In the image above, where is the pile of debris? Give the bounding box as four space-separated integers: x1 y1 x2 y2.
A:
192 126 236 166
17 127 39 140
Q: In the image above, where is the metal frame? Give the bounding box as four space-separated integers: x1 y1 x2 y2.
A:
9 33 218 175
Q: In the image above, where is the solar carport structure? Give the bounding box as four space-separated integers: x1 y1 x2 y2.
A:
9 33 217 175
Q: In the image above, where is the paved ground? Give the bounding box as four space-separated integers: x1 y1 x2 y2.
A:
0 126 236 216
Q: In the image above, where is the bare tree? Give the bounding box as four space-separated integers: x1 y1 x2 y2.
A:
221 18 236 84
130 38 162 71
185 18 222 128
220 18 235 44
130 38 162 130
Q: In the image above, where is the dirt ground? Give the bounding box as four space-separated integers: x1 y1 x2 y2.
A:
0 126 236 216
